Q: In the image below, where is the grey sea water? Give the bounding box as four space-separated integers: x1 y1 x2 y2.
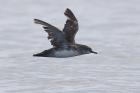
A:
0 0 140 93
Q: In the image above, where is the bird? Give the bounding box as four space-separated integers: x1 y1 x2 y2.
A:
33 8 97 58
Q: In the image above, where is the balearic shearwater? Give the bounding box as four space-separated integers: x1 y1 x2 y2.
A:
33 8 97 58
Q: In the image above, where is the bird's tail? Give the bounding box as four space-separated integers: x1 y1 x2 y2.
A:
33 52 45 57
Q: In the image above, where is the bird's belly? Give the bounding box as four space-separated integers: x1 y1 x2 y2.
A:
54 50 79 57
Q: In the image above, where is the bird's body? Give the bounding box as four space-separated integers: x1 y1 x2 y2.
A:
33 44 97 58
33 8 97 58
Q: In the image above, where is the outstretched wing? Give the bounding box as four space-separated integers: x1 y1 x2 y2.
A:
63 8 79 44
34 19 67 47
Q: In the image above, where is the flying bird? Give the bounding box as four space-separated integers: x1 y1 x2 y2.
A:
33 8 97 58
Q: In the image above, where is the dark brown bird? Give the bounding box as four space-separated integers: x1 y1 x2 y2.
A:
33 8 97 58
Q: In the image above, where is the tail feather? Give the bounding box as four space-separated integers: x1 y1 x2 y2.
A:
33 53 43 56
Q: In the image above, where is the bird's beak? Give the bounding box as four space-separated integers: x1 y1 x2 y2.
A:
91 51 98 54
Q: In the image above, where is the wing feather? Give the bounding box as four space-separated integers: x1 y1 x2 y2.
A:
34 19 67 47
63 8 79 44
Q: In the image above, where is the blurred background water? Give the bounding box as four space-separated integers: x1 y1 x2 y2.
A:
0 0 140 93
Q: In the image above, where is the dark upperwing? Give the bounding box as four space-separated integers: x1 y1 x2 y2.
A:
63 8 79 44
34 19 67 47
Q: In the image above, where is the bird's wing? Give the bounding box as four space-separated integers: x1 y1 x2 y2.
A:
34 19 67 47
63 8 79 44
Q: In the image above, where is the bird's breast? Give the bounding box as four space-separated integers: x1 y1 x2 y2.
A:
54 49 79 57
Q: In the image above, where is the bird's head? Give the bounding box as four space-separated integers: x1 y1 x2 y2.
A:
80 45 98 54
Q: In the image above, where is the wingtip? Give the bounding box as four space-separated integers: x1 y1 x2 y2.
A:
64 8 72 15
65 8 71 12
34 19 40 24
33 19 49 26
64 8 77 21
